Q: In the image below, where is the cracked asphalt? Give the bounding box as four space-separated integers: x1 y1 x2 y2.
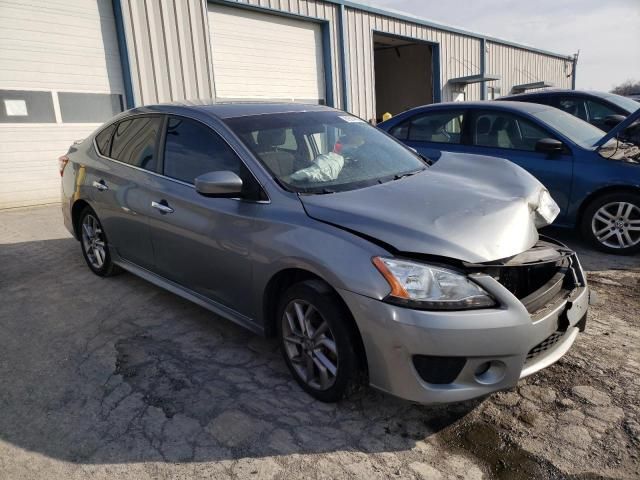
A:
0 205 638 479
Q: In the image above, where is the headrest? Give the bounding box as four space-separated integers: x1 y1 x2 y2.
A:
477 117 491 135
491 117 508 132
257 129 286 147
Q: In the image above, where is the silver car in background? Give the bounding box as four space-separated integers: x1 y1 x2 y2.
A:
60 103 589 404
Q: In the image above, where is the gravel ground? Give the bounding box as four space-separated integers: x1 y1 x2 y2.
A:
0 205 638 480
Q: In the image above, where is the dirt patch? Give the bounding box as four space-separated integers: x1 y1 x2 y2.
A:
438 268 640 479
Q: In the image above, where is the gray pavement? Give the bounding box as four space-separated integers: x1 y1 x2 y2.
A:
0 205 638 479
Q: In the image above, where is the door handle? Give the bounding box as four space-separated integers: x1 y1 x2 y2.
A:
92 180 108 191
151 200 174 214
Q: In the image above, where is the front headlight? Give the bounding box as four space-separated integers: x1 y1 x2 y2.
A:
372 257 496 310
535 190 560 228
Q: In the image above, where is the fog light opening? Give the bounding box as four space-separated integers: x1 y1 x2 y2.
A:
474 360 506 385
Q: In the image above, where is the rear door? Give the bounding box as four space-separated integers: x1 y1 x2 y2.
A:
146 115 259 318
88 116 162 270
467 109 574 217
387 109 468 160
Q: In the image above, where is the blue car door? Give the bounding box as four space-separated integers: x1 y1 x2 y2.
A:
386 109 469 161
466 109 574 220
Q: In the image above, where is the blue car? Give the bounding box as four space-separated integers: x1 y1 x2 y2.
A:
379 101 640 254
499 89 639 132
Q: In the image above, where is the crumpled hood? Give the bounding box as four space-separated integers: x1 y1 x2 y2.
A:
300 152 547 263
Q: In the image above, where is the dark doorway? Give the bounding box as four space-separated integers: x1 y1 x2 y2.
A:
373 33 434 122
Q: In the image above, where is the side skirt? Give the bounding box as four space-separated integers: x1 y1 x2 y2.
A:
114 259 265 336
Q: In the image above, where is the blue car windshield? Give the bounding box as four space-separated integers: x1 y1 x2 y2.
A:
225 111 427 193
532 108 605 148
602 93 640 113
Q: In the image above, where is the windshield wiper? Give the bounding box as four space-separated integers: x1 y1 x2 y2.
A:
418 154 434 166
393 167 427 181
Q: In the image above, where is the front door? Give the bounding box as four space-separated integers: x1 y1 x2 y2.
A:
387 109 468 161
146 115 258 317
467 109 574 219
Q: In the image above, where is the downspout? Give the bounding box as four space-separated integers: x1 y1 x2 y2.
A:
571 53 578 90
480 38 487 100
338 4 351 111
112 0 135 108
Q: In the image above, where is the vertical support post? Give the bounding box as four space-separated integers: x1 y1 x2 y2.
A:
321 23 335 107
432 44 442 103
480 38 487 100
112 0 135 108
338 4 350 111
571 54 578 90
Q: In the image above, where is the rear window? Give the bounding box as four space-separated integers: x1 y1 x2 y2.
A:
110 117 162 171
95 124 116 156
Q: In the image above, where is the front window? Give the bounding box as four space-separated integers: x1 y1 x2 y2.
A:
163 116 241 184
532 108 605 148
471 111 553 152
390 110 465 144
225 111 427 193
557 97 589 122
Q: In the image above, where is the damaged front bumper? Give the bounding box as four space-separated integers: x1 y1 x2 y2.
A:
339 237 589 404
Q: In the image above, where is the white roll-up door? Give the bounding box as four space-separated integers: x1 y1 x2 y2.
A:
0 0 125 209
208 4 326 104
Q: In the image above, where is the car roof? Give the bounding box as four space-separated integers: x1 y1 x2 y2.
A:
396 100 552 115
125 101 336 120
501 89 620 101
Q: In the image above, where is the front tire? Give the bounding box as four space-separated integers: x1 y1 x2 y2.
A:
277 280 361 403
78 207 120 276
581 192 640 255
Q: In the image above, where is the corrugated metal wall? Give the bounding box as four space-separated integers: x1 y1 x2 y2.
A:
486 42 572 95
119 0 215 105
118 0 343 108
344 7 482 120
118 0 573 119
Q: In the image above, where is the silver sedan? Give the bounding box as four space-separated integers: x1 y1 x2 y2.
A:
60 103 589 403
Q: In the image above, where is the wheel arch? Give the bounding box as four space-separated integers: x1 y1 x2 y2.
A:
71 199 92 239
576 185 640 227
262 268 368 375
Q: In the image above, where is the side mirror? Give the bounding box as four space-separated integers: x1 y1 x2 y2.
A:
604 114 626 127
195 171 243 198
535 138 564 154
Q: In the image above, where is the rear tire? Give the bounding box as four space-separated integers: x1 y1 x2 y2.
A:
580 192 640 255
277 280 361 403
78 206 121 277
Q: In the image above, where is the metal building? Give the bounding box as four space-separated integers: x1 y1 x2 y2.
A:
0 0 576 208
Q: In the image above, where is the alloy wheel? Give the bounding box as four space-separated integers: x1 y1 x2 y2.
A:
282 299 338 391
81 214 107 269
591 201 640 249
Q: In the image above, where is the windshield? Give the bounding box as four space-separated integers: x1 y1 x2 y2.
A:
602 93 640 113
532 108 606 148
224 111 427 193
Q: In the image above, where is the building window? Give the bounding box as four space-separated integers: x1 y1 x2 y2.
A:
58 92 123 123
0 90 56 123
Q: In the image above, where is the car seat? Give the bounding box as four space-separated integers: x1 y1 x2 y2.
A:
475 116 492 145
255 129 295 177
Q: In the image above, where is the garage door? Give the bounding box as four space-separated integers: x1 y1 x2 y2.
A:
0 0 125 209
208 4 326 104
